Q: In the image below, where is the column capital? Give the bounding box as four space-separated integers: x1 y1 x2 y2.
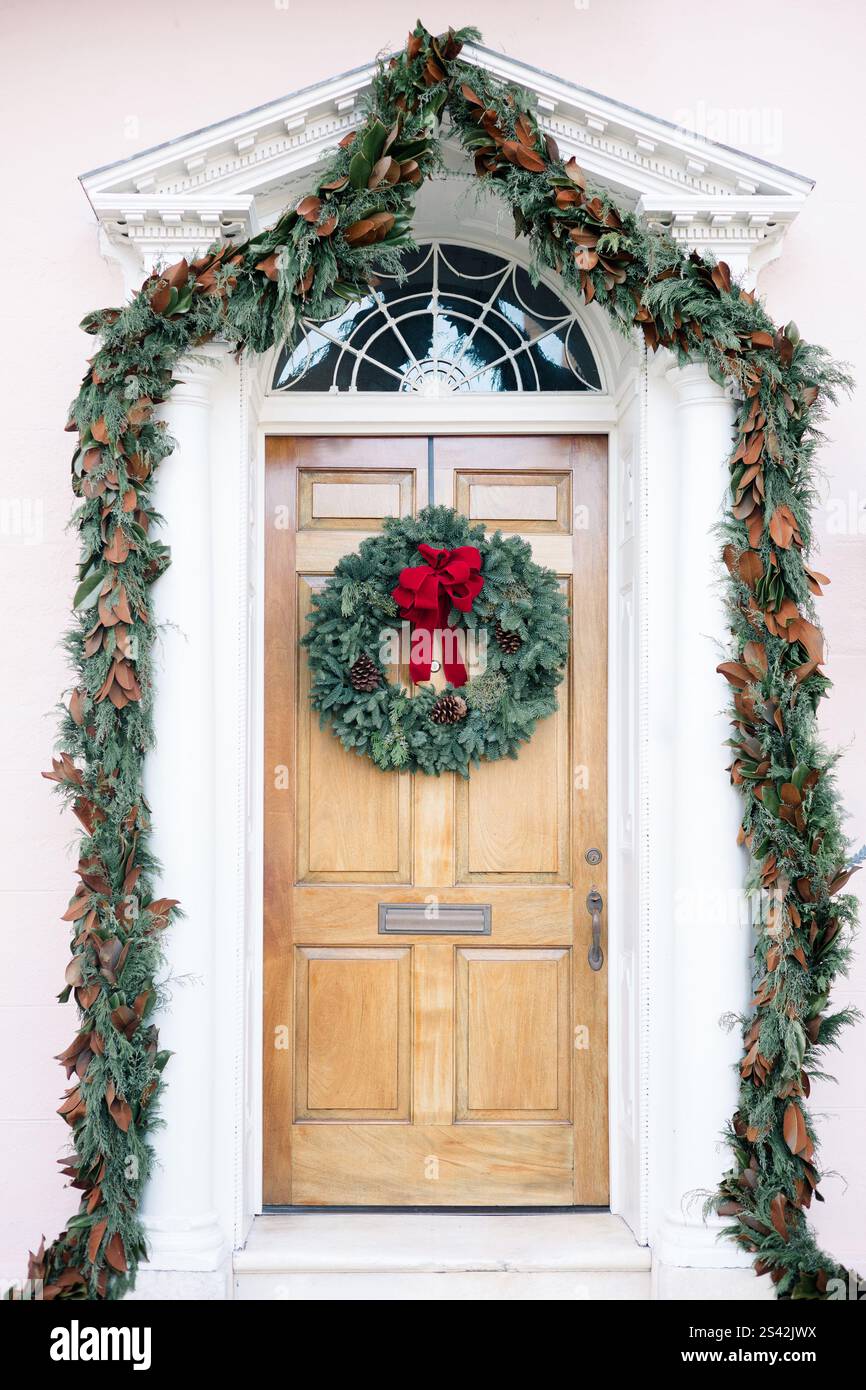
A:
665 359 730 408
171 344 229 408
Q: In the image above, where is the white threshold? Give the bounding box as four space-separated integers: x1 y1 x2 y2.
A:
233 1210 651 1301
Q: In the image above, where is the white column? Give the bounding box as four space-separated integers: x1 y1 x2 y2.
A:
652 361 756 1295
138 348 229 1293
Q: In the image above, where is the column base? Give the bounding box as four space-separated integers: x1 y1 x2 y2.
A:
652 1263 775 1300
141 1210 227 1271
125 1260 232 1301
651 1213 774 1299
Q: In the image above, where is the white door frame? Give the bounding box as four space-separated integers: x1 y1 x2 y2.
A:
247 373 644 1224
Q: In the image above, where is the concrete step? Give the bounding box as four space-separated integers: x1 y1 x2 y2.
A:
234 1211 651 1300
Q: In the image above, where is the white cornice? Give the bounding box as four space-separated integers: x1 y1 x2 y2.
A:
80 44 813 284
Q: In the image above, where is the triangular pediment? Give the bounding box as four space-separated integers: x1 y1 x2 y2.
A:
81 42 812 281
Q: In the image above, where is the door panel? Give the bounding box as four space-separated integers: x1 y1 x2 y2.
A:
291 1124 574 1206
296 576 412 883
264 435 608 1206
455 948 572 1122
294 946 412 1121
456 659 569 883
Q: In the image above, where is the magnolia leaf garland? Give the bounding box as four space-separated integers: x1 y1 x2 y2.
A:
22 18 859 1300
302 507 569 775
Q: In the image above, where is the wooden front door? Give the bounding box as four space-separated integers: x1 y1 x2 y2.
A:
264 435 608 1206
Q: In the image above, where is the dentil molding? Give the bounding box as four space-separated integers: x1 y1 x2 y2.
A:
80 42 812 285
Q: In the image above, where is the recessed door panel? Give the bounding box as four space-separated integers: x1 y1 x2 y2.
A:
456 948 572 1122
294 946 411 1121
296 575 412 883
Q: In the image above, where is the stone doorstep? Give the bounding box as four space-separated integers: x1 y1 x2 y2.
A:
234 1211 651 1301
234 1211 647 1273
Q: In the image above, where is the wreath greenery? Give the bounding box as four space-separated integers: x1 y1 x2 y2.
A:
19 18 860 1301
303 506 570 775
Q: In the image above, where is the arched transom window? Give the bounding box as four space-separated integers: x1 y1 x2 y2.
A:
271 241 602 395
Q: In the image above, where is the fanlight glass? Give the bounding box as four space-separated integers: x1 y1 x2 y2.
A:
271 241 602 394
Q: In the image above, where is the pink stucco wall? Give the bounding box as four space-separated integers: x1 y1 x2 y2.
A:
1 0 864 1281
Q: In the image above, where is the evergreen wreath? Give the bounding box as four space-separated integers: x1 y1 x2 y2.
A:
302 506 570 776
18 18 860 1300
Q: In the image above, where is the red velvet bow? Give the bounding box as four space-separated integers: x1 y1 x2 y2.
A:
391 544 484 687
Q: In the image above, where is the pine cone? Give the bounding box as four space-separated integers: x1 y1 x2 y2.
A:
430 693 468 725
349 653 382 692
495 621 522 654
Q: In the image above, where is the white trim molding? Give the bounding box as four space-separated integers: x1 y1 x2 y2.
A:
80 43 811 285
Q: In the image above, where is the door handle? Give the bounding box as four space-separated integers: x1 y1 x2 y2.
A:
586 889 604 972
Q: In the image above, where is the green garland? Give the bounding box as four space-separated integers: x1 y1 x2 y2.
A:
20 18 859 1300
303 507 570 775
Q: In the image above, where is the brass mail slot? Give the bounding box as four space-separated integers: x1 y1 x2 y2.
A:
377 903 492 935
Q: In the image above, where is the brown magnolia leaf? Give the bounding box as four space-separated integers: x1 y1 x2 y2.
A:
742 641 768 677
564 156 586 189
768 507 794 549
803 565 830 596
64 957 84 987
574 247 598 272
420 54 443 85
133 990 151 1018
828 865 859 896
87 1218 107 1266
769 1193 790 1241
343 218 375 246
367 157 394 189
163 258 189 290
104 1232 127 1274
738 550 763 587
103 527 131 566
143 896 179 928
105 1080 133 1133
717 1199 742 1216
711 261 732 294
513 144 546 172
400 159 421 185
296 195 322 223
751 330 775 349
716 661 752 688
783 1102 807 1155
255 254 279 282
110 1004 140 1040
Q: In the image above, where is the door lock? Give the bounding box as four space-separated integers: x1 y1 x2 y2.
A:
586 889 604 972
